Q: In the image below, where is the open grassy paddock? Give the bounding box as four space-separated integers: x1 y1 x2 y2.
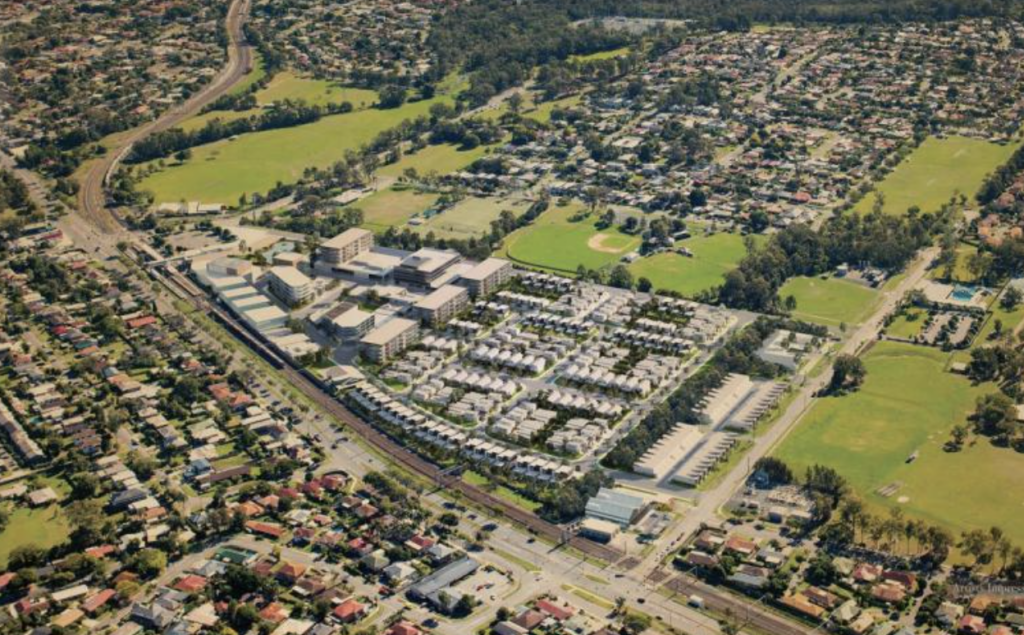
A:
779 276 880 327
139 82 460 205
496 201 642 273
628 232 758 298
254 72 377 109
855 135 1022 215
378 143 492 179
774 341 1024 545
352 187 440 233
412 195 533 240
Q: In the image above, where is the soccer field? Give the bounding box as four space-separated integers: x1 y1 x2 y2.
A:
855 135 1022 215
779 276 880 327
774 341 1024 544
628 232 758 298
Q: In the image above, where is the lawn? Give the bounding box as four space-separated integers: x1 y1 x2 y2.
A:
413 195 533 240
886 307 928 340
570 47 632 62
463 470 541 512
855 135 1022 215
774 341 1024 544
497 202 641 273
524 94 583 123
378 143 491 179
779 276 880 327
179 72 377 134
353 187 440 233
628 232 758 298
928 243 979 283
0 505 70 567
228 51 267 96
254 72 377 109
138 88 458 205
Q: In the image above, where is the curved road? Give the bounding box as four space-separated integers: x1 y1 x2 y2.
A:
76 0 252 234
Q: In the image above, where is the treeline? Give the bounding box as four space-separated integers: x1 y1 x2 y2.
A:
428 0 634 106
718 211 943 312
977 141 1024 206
602 317 818 471
378 197 551 261
557 0 1022 26
0 170 33 215
126 99 351 163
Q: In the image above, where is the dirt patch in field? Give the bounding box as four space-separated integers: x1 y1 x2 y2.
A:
587 233 625 253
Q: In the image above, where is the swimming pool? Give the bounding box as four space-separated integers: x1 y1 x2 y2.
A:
950 285 977 302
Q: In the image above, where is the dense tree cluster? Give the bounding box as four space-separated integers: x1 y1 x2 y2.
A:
718 211 941 312
977 142 1024 206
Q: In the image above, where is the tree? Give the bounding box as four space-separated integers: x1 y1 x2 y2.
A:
608 264 634 290
622 612 652 635
129 548 167 578
1002 286 1023 310
971 393 1018 439
637 277 653 293
753 457 793 485
508 92 524 115
174 148 192 163
828 354 866 394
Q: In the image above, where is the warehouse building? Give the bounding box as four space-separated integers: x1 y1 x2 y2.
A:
584 488 646 527
407 557 479 611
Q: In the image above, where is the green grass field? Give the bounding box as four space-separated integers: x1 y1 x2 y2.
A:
779 276 880 327
928 243 980 283
353 187 440 233
255 72 377 109
774 341 1024 544
463 470 541 512
378 143 491 179
497 202 641 273
855 136 1022 215
228 51 267 96
886 307 928 340
0 505 70 567
628 232 758 298
413 195 532 240
139 85 459 204
570 47 631 62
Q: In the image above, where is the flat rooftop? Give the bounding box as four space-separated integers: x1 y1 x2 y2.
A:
270 266 312 288
322 227 372 250
415 284 467 311
361 317 417 346
461 257 510 281
399 248 460 274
